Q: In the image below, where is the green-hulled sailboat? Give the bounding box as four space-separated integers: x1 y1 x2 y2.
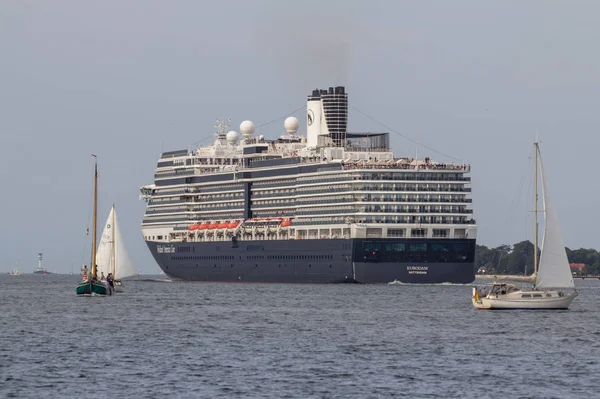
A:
77 155 112 296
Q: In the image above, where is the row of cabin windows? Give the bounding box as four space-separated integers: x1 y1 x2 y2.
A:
351 172 465 181
154 189 187 197
296 172 466 185
360 241 472 263
521 293 550 298
171 254 336 261
246 255 335 261
253 180 297 188
144 236 163 240
295 193 470 204
267 254 333 260
190 184 244 193
146 204 242 213
191 157 241 165
386 229 449 238
296 183 468 196
172 255 235 261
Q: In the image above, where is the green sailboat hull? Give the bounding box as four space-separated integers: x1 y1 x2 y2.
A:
76 280 112 296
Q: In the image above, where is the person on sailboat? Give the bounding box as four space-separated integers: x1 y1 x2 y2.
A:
100 272 106 281
81 265 88 281
106 273 114 288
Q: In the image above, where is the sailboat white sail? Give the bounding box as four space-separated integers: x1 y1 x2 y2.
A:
96 205 137 280
536 153 575 289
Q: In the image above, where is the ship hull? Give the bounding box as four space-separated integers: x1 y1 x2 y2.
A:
76 280 112 296
146 238 475 284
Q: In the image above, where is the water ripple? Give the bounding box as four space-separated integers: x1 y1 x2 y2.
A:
1 274 599 398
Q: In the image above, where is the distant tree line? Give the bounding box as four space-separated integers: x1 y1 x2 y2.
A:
475 241 600 275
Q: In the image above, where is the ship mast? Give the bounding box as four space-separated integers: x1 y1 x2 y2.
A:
533 142 539 280
111 205 116 277
91 156 98 278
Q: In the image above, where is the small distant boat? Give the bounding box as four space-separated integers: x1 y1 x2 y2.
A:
472 141 577 310
77 156 113 296
10 262 21 276
96 205 138 292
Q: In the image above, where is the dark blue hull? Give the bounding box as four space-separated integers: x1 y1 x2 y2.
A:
146 238 476 284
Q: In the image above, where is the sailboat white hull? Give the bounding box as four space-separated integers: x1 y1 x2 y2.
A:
473 290 577 310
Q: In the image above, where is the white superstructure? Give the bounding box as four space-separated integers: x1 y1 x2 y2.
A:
140 86 477 249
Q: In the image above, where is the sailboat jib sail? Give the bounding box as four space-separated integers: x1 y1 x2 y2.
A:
96 206 138 280
96 207 114 278
536 153 575 290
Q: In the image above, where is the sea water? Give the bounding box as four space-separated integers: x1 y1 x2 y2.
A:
1 274 599 398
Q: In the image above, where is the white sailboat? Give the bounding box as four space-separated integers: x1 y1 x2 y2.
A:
472 141 577 310
96 205 137 292
10 261 21 276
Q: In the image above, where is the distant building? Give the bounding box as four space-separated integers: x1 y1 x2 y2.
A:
569 263 585 273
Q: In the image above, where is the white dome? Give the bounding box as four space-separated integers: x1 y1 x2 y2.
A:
240 120 255 138
226 130 239 143
284 116 299 135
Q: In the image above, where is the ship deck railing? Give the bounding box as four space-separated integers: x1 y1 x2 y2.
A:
340 161 470 172
254 189 472 201
155 157 470 177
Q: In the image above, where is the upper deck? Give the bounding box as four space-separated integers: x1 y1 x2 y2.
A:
140 86 476 244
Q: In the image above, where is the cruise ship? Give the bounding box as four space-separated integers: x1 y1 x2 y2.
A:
140 86 477 283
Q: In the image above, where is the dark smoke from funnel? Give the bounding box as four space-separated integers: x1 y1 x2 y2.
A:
253 0 357 92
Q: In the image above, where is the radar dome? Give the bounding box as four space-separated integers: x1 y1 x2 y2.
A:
284 116 299 135
240 120 255 138
226 130 239 143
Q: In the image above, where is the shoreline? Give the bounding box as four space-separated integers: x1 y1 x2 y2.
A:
476 274 599 280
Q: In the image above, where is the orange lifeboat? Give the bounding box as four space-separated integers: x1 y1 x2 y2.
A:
199 223 209 230
189 224 200 231
280 219 291 227
218 221 229 229
228 221 240 229
208 222 218 229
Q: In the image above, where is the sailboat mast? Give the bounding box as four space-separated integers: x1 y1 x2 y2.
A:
111 205 116 277
91 158 98 277
533 142 539 277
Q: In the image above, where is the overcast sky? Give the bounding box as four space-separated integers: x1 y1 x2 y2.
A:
1 0 598 273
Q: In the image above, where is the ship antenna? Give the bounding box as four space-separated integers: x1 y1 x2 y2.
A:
214 118 231 141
